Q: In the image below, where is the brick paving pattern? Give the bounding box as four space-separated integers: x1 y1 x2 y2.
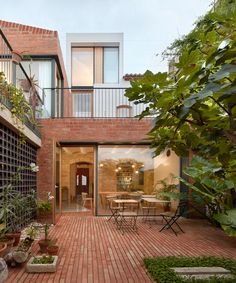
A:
6 215 236 283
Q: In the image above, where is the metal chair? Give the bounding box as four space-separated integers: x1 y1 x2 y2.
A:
116 201 140 234
107 196 121 222
81 192 93 209
159 201 187 236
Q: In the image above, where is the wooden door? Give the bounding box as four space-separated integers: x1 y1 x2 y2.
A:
76 168 89 196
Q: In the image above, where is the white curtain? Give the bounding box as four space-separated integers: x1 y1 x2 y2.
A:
38 61 52 117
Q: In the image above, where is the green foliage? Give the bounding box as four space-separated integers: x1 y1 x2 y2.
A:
125 0 236 236
214 209 236 236
0 71 38 132
144 256 236 283
37 201 52 213
32 255 54 264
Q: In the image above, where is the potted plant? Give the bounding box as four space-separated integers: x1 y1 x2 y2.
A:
154 178 177 211
38 223 52 253
26 255 58 273
37 192 53 223
0 243 7 258
12 237 34 264
0 226 15 256
46 239 59 256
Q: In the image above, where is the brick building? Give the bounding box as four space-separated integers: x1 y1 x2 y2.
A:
0 21 180 222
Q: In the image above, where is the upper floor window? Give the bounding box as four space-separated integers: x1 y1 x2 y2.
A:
72 47 119 87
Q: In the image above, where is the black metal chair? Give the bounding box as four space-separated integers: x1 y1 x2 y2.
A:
159 201 187 236
107 196 121 222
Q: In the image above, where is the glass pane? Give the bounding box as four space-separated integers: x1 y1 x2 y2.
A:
97 145 154 215
72 48 93 86
20 60 52 117
103 47 118 83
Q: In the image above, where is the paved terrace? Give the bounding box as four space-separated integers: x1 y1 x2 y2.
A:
7 215 236 283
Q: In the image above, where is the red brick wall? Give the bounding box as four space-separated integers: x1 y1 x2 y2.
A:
0 20 68 88
37 118 152 200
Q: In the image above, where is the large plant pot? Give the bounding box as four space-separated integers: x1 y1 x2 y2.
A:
12 238 34 263
26 256 58 273
38 239 51 253
6 232 21 247
0 236 15 257
0 244 7 257
47 245 59 256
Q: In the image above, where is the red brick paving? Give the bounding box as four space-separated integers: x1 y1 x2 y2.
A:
6 215 236 283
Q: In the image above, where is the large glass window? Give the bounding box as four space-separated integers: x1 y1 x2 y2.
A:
19 60 52 117
97 145 155 215
71 47 119 86
103 48 119 83
72 48 94 86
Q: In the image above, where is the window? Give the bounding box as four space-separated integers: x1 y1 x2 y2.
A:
97 145 155 215
72 48 93 86
71 47 119 86
104 48 119 83
19 60 52 117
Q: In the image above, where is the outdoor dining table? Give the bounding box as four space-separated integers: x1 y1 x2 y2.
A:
113 199 139 210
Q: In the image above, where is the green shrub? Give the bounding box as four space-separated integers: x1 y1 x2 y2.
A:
144 256 236 283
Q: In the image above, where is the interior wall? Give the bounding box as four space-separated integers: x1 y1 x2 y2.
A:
154 149 180 189
61 147 94 202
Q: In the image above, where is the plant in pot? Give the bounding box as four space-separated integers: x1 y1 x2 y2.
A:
37 192 55 253
26 254 58 273
12 225 39 264
46 239 59 256
154 178 177 212
37 192 53 223
0 185 16 251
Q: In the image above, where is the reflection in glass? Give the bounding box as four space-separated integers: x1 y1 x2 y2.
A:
103 48 119 83
98 145 154 215
72 48 94 86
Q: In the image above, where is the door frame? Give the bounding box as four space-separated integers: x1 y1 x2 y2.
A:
54 144 96 215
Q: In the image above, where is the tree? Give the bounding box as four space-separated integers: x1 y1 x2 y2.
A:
125 0 236 235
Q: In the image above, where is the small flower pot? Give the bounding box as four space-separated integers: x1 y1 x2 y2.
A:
38 239 51 253
47 245 59 256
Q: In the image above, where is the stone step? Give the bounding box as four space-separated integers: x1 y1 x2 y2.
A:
172 267 231 275
172 267 235 280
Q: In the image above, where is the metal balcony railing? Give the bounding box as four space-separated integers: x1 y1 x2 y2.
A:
42 87 149 118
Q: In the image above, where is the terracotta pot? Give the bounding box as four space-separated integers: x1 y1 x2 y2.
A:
0 243 7 257
47 245 59 256
0 235 15 255
38 239 51 253
6 232 21 246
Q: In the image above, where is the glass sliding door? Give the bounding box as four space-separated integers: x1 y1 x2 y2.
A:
60 146 95 213
97 145 155 215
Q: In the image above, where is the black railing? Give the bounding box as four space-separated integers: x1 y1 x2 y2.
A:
42 87 149 118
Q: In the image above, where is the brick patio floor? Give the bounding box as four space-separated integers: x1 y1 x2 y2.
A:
6 214 236 283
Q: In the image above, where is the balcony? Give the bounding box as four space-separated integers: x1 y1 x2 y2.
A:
0 28 43 137
42 87 148 118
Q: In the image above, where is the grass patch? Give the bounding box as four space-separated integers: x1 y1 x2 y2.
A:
144 256 236 283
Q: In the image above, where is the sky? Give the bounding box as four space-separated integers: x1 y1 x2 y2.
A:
0 0 212 74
